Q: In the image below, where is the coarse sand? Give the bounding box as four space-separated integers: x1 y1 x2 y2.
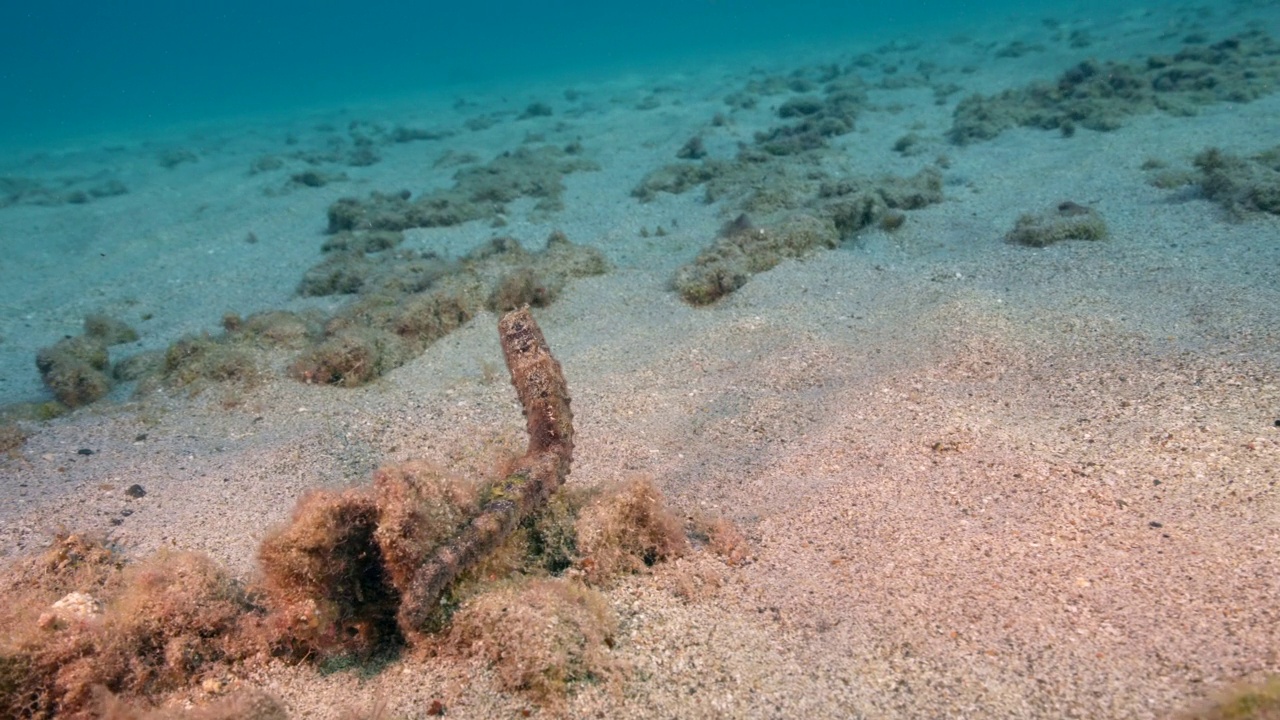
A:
1 5 1278 718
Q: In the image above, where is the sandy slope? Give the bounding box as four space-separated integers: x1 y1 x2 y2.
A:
1 3 1278 717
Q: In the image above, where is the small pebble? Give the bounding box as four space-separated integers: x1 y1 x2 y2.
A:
125 484 146 499
1148 520 1163 528
76 448 94 456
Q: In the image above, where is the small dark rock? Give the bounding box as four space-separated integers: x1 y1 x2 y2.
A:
76 448 94 456
1148 520 1163 528
125 484 146 499
121 508 133 517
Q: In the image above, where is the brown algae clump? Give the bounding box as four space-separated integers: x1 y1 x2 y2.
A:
446 577 620 705
256 488 397 659
574 477 689 585
372 462 481 598
0 540 255 719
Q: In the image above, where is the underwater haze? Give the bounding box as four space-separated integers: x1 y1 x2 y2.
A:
5 0 1083 148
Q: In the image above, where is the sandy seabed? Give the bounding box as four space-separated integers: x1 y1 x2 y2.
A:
1 3 1278 718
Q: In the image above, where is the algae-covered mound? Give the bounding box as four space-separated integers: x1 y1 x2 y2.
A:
631 160 729 203
327 144 599 233
633 59 941 305
573 476 689 585
0 175 128 209
0 536 258 720
673 214 839 305
633 67 867 203
290 230 608 386
949 30 1280 144
1191 146 1280 217
34 314 141 409
753 75 868 156
42 142 607 409
145 230 607 395
446 578 620 705
35 336 111 409
664 166 942 304
1005 201 1108 247
298 230 441 297
817 166 944 237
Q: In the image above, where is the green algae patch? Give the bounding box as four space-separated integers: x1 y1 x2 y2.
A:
949 31 1280 144
29 313 141 409
754 75 868 156
83 314 139 346
162 334 263 389
631 160 729 203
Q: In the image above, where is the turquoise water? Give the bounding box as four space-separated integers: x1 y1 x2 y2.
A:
1 0 1071 148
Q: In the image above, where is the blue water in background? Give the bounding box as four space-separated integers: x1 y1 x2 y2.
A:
0 0 1087 150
